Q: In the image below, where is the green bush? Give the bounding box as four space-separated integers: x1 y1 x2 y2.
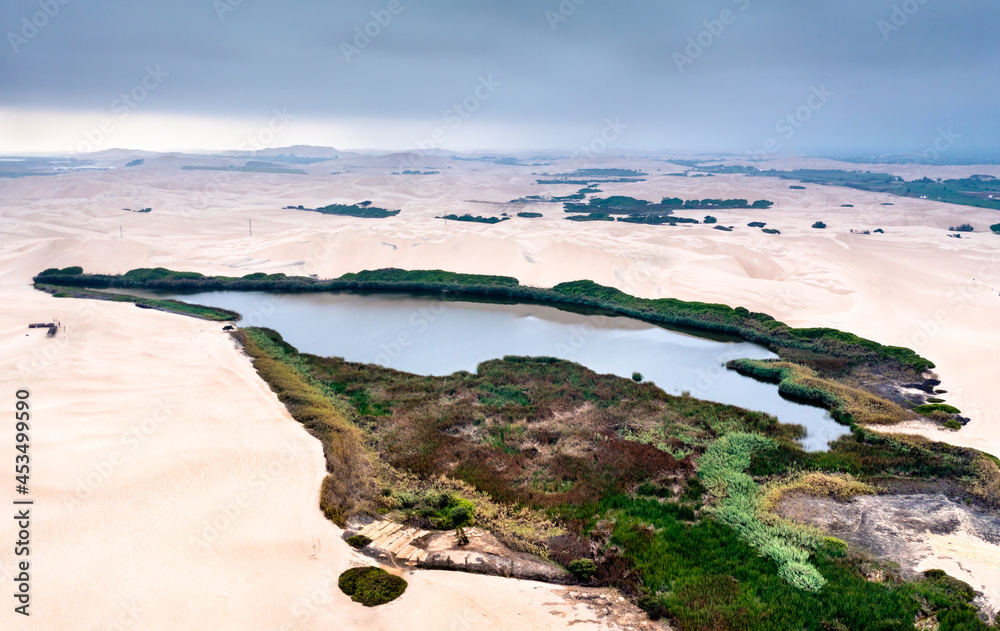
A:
812 221 827 229
915 403 961 415
568 558 598 580
748 221 766 228
449 506 471 527
991 223 1000 233
703 215 718 224
944 420 962 430
346 534 372 549
338 567 407 606
632 372 643 382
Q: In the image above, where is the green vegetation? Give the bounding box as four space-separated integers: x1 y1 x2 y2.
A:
517 212 543 218
34 283 239 321
338 567 407 606
33 266 936 375
346 534 372 549
618 215 699 226
293 203 401 218
125 159 143 167
914 403 962 415
713 225 733 232
812 221 827 229
748 222 766 228
632 372 643 382
535 168 648 185
790 185 806 190
762 228 781 235
124 207 152 213
568 559 598 581
698 433 826 591
566 212 614 222
703 215 717 224
726 359 911 426
991 223 1000 233
677 164 1000 211
565 196 773 215
42 265 1000 628
440 214 509 224
949 223 974 232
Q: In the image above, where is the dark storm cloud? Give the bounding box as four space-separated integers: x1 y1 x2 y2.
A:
1 0 997 152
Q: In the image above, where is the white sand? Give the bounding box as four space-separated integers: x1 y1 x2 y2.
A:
1 153 998 627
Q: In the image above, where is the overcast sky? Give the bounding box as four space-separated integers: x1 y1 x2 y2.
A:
1 0 998 155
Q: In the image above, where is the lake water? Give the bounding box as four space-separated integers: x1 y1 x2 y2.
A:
158 290 851 451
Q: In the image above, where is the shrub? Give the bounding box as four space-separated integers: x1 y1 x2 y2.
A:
790 185 806 190
703 215 717 224
517 212 543 218
914 403 961 415
748 221 766 228
812 221 827 229
762 228 781 235
991 223 1000 233
874 228 884 233
346 534 372 549
631 372 643 382
944 419 962 430
949 223 974 232
568 558 598 580
338 567 407 606
449 505 471 527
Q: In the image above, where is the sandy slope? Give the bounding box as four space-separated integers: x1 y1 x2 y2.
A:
1 154 998 627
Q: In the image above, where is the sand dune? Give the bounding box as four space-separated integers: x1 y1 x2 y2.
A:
2 154 999 627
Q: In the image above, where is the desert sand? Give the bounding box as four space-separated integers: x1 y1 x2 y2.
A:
1 152 998 627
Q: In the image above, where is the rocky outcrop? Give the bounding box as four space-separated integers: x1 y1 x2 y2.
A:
344 519 572 584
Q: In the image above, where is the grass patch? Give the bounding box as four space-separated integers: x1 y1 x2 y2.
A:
440 214 510 224
34 284 239 321
293 203 400 218
727 359 913 425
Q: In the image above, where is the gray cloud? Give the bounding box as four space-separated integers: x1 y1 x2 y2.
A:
1 0 997 153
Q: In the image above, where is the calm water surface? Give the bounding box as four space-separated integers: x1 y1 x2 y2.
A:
161 291 851 451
